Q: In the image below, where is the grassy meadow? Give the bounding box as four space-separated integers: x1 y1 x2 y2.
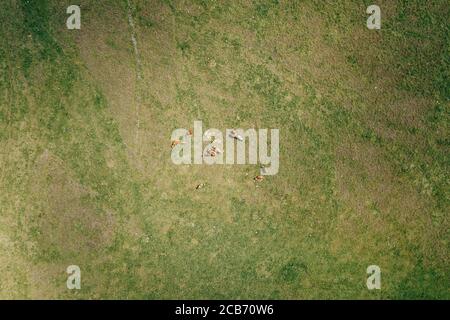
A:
0 0 448 299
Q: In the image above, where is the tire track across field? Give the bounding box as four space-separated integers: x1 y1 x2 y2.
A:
126 0 143 152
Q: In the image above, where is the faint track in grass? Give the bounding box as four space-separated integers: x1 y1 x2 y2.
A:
126 0 143 154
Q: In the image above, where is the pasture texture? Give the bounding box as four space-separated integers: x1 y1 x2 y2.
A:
0 0 448 299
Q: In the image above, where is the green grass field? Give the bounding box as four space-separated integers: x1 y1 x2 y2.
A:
0 0 448 299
